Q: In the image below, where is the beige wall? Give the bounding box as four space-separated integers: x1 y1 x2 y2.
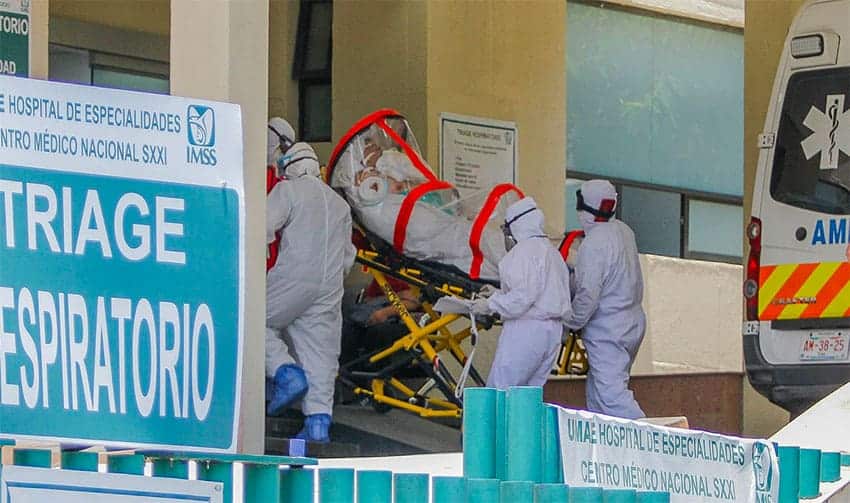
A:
333 0 566 233
424 1 567 233
30 0 49 79
50 0 169 36
333 1 428 151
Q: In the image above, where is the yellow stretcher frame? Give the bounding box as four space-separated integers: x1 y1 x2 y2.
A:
554 331 589 376
341 249 491 419
340 248 588 419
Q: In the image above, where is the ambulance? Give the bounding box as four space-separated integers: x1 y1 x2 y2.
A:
746 0 850 414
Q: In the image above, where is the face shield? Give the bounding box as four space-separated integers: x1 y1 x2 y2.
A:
328 112 436 207
327 109 524 280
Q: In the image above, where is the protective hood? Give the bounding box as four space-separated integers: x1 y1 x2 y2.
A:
506 197 546 241
326 109 524 279
579 179 617 212
279 142 320 178
267 117 296 166
578 179 617 232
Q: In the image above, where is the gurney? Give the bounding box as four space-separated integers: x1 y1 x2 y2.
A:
326 109 586 419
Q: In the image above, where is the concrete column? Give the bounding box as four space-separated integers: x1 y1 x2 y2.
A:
29 0 49 79
171 0 269 454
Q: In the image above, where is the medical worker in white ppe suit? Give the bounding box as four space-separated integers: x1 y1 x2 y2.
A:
565 179 645 419
471 197 572 389
266 119 356 442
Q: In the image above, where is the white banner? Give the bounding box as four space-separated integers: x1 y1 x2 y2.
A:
558 407 778 502
1 466 223 503
439 112 517 197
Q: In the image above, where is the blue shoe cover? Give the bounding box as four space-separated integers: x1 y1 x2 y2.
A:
295 414 331 443
266 364 308 416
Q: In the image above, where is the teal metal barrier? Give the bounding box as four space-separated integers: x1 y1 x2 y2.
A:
320 467 355 503
635 491 670 503
777 445 800 503
500 480 534 502
534 483 570 502
358 470 392 503
432 476 467 502
281 467 315 503
495 389 507 481
394 472 429 503
603 488 636 503
106 454 146 475
506 386 544 482
61 451 99 472
198 460 234 503
799 448 821 499
13 448 52 468
467 478 499 503
571 486 603 503
150 458 190 479
821 451 841 483
542 404 563 484
463 387 498 479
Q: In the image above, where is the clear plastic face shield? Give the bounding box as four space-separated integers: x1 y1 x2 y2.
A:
330 115 458 210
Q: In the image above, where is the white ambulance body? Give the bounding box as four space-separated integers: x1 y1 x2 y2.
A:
746 0 850 414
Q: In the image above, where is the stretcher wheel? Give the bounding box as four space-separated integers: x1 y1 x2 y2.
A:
371 385 395 414
372 398 392 414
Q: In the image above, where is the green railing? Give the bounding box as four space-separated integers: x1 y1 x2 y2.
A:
6 385 838 501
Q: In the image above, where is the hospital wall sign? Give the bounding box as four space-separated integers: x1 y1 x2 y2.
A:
0 0 29 77
440 112 517 197
0 75 245 452
558 406 779 503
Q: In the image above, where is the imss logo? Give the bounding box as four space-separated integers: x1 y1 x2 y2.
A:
186 105 217 166
752 442 774 502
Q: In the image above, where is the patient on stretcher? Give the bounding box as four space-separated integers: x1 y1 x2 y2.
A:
328 113 517 280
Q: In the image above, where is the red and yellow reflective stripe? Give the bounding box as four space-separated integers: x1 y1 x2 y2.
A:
758 262 850 320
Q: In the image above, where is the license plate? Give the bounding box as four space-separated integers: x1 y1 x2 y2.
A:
800 331 849 362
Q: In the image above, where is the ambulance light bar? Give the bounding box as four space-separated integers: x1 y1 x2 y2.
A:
791 35 824 58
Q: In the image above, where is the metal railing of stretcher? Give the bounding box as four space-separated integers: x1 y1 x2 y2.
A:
338 224 498 419
338 226 589 420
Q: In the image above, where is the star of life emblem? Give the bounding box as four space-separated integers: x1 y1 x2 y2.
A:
802 94 849 170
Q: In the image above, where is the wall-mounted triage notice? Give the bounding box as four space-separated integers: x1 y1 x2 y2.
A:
440 112 517 197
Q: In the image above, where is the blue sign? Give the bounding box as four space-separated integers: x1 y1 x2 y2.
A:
0 76 244 451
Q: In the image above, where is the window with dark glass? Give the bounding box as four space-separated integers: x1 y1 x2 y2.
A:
293 0 332 142
771 68 850 215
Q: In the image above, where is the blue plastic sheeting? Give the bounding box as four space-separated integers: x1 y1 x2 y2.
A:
566 1 743 197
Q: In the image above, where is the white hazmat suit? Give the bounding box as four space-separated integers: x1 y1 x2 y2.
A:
266 141 356 426
566 180 645 419
475 197 572 389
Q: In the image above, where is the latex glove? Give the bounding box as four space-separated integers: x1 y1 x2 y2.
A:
478 284 498 298
470 297 492 316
